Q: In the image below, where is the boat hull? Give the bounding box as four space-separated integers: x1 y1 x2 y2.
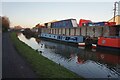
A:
39 33 84 45
98 37 120 48
97 37 120 53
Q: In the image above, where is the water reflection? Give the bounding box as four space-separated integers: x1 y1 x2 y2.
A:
18 33 120 79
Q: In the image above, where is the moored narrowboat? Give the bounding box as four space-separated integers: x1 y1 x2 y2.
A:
97 36 120 52
40 33 84 45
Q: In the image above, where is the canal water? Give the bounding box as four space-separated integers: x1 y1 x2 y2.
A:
18 33 120 79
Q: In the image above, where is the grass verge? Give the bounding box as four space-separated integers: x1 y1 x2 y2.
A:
10 32 83 79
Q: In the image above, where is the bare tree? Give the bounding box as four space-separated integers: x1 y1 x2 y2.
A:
2 16 10 32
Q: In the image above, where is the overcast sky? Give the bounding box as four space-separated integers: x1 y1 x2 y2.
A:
1 0 117 2
1 0 120 28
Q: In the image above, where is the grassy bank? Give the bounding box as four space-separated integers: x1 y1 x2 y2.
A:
10 32 83 79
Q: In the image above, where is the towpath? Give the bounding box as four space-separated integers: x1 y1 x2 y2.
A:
2 32 38 78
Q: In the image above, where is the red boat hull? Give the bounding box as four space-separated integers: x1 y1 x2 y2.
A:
98 37 120 48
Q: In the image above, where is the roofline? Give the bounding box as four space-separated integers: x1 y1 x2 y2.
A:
45 18 76 24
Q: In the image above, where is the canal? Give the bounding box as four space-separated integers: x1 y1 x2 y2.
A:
18 33 120 79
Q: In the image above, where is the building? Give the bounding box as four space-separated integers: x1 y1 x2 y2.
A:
108 15 120 25
108 1 120 25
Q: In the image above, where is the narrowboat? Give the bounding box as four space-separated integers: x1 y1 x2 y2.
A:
39 19 85 46
40 33 84 46
97 36 120 52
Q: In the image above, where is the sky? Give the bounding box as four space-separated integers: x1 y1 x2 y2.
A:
1 0 118 2
1 0 120 28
